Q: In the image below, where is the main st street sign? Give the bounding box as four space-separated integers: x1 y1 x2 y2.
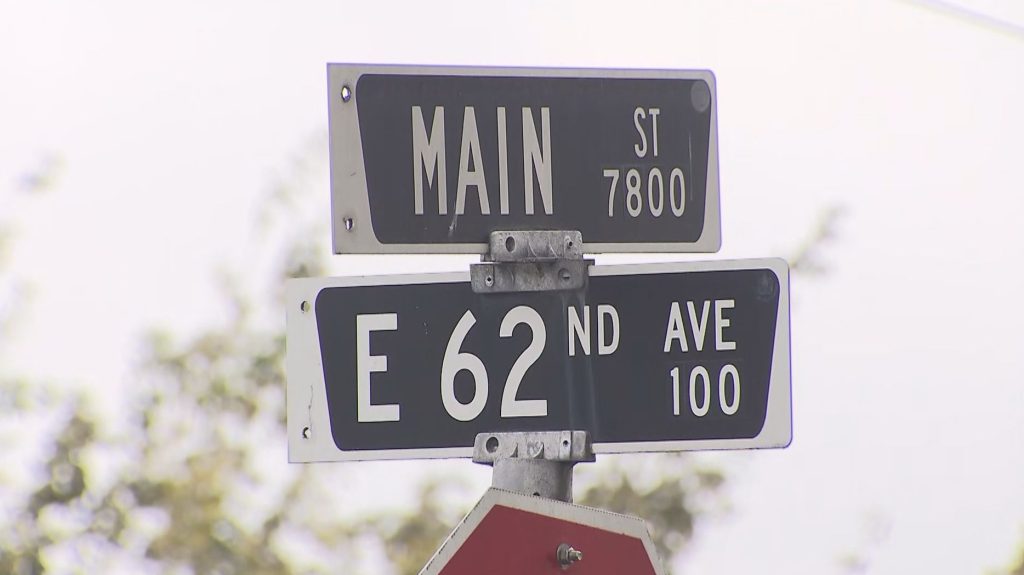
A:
287 259 791 462
327 64 721 254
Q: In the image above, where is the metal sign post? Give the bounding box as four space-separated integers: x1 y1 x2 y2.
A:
468 230 595 505
472 431 593 503
446 234 644 574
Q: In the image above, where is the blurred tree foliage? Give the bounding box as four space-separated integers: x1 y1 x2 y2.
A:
7 136 1020 575
0 233 722 574
998 543 1024 575
0 148 734 574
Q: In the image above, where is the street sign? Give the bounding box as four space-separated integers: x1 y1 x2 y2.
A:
287 258 791 462
419 488 664 575
327 64 721 254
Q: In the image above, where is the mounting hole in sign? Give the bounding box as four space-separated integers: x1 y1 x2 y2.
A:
341 85 352 102
300 301 310 313
691 80 711 113
485 436 499 453
505 236 516 253
301 427 311 439
344 217 354 231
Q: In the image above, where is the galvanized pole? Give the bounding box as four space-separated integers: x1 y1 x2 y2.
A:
469 230 595 503
472 431 594 503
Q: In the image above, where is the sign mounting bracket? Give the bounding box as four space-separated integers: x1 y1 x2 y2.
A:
472 430 595 503
470 230 593 293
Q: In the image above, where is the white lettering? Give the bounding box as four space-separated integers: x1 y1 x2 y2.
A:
633 107 647 158
568 305 590 357
715 299 737 351
522 107 552 215
720 364 740 414
597 304 619 355
441 311 488 422
690 365 711 417
649 107 661 157
671 365 742 418
411 106 447 215
687 300 711 352
663 302 689 353
500 306 547 417
497 107 509 215
356 313 400 422
456 106 490 215
671 367 682 415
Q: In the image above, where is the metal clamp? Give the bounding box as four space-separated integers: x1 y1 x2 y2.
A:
471 231 592 293
473 431 594 503
472 431 595 464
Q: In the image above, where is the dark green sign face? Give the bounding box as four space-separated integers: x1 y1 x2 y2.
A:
288 260 790 460
327 65 721 254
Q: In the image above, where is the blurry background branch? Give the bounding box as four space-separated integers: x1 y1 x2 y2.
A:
787 205 844 277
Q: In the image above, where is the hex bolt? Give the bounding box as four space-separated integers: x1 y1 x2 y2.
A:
556 543 583 568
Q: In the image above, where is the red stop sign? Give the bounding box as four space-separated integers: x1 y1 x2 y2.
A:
420 489 664 575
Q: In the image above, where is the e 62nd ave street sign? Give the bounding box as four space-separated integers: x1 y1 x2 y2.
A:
287 259 790 462
327 64 721 254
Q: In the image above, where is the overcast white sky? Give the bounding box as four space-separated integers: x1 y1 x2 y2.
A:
3 1 1024 573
